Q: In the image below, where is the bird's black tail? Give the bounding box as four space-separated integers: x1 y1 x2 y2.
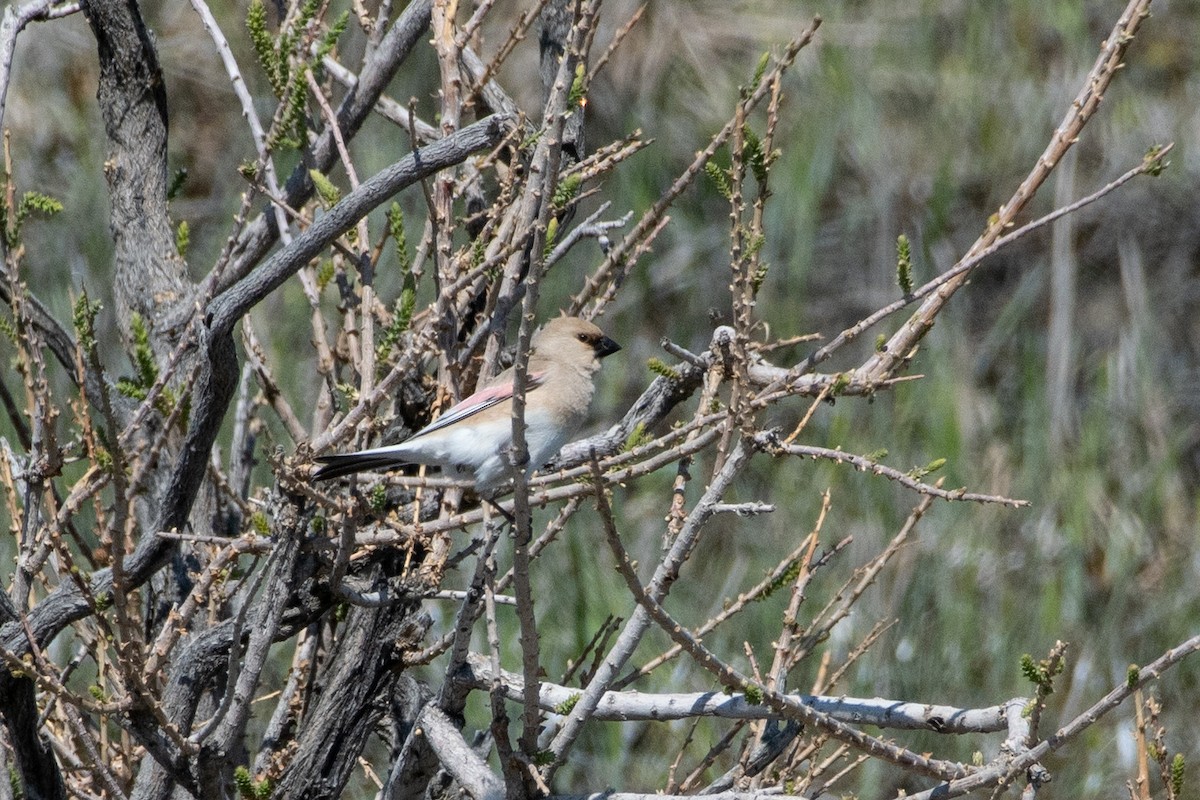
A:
311 454 405 482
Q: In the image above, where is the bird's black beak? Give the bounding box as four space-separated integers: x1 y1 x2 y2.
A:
595 336 621 358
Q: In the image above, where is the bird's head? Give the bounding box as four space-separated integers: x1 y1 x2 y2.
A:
532 316 621 369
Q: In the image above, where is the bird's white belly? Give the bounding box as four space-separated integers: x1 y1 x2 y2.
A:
402 408 572 490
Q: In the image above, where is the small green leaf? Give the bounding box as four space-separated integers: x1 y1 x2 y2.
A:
167 168 189 201
8 190 63 245
623 422 652 452
751 264 769 292
175 220 190 258
315 10 350 61
309 169 341 207
129 313 158 389
315 260 335 291
246 0 282 96
377 289 415 364
704 161 732 201
387 203 411 271
568 62 587 109
234 765 255 799
743 125 767 185
751 51 770 88
543 217 559 258
72 292 103 353
896 233 913 295
554 693 581 715
551 173 582 211
1143 144 1168 177
18 191 63 219
647 357 681 381
907 458 945 480
369 483 388 513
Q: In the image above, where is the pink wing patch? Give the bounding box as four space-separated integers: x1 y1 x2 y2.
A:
413 371 547 437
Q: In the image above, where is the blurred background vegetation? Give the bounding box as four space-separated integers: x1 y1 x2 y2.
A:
4 0 1198 796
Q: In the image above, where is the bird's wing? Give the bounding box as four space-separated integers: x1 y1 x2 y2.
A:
412 370 548 438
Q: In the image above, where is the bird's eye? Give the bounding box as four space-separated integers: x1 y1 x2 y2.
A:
577 333 591 343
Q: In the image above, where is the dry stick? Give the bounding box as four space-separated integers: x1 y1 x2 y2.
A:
484 545 522 793
770 141 1173 393
87 333 159 729
506 2 603 767
561 615 620 688
743 496 828 773
254 628 319 776
428 589 516 606
187 547 274 746
0 633 123 716
461 0 553 110
415 520 504 671
465 647 1016 732
766 438 1027 507
125 358 205 501
771 497 828 684
454 0 499 48
718 104 752 475
227 360 257 502
1025 640 1069 749
242 320 308 445
819 619 896 697
544 205 633 268
322 55 440 141
433 518 504 711
679 721 747 793
305 67 376 400
189 0 292 262
565 131 649 185
807 749 870 798
413 498 585 667
612 517 839 691
0 0 80 133
856 0 1155 387
665 719 701 794
586 2 646 84
143 538 265 681
58 700 127 800
418 705 506 800
542 440 756 782
908 633 1200 800
495 496 583 593
792 489 936 670
430 0 467 402
571 17 822 318
597 499 969 784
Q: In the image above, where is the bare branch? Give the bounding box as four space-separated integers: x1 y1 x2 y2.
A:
463 654 1016 732
208 113 515 337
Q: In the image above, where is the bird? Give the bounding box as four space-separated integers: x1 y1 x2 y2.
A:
311 316 621 492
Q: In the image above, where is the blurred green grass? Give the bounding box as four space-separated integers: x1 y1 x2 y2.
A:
2 1 1198 796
